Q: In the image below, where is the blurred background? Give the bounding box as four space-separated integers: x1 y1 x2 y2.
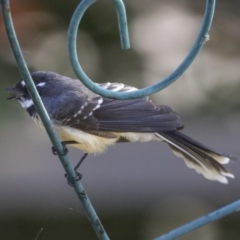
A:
1 0 240 239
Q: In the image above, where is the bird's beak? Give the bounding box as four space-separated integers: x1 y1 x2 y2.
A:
5 87 22 100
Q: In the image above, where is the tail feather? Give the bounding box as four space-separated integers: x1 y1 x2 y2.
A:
155 131 234 184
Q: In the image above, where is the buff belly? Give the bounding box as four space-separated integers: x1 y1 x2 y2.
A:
32 117 160 154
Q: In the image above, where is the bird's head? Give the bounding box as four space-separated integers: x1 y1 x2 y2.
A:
6 71 75 109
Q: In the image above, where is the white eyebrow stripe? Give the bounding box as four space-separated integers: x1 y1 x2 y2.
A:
37 82 46 87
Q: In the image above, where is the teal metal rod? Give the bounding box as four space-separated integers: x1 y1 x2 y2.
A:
111 0 130 49
155 200 240 240
0 1 109 239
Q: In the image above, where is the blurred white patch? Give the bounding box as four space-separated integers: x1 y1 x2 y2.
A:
131 3 240 112
37 82 46 87
21 80 26 87
30 30 100 79
18 98 33 109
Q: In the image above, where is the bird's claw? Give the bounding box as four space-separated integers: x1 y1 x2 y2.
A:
65 172 82 186
51 143 69 156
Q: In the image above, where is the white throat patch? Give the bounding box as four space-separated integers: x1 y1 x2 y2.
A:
18 98 34 109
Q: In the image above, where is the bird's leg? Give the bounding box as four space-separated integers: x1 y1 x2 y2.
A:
65 152 88 186
51 141 77 156
74 152 88 172
51 141 88 185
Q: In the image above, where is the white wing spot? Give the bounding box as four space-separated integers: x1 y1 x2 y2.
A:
92 98 103 112
99 82 111 89
83 111 93 120
111 83 124 92
83 97 103 120
123 86 138 92
73 102 89 118
98 98 103 105
99 82 138 92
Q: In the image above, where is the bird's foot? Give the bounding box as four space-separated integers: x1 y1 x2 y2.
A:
51 142 69 156
51 141 76 156
64 171 82 186
64 152 88 186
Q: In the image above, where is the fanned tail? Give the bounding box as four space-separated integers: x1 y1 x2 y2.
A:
155 131 234 183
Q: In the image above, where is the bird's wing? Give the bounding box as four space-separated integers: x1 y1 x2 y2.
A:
48 82 183 133
94 97 182 132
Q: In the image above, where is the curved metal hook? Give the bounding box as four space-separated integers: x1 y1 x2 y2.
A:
68 0 216 99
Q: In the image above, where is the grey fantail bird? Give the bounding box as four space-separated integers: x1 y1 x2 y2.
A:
7 71 234 183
